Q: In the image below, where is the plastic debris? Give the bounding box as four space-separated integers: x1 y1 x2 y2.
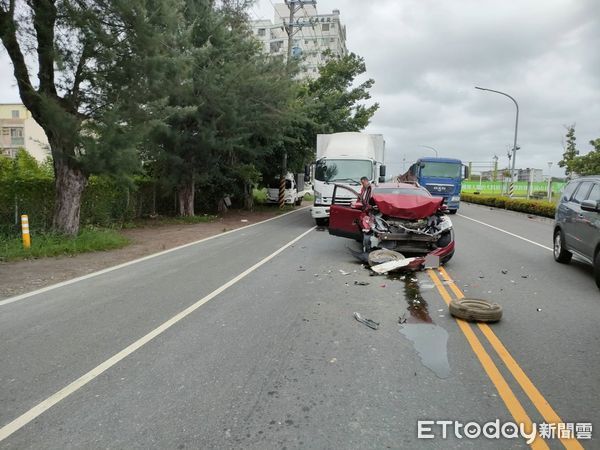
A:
354 281 370 286
501 269 508 274
339 269 351 276
371 257 417 274
368 249 405 266
240 219 248 223
521 274 529 279
353 312 380 330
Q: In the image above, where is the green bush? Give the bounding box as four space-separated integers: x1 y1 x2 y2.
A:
461 193 556 218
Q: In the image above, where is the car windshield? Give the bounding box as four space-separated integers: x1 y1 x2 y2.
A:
420 162 461 178
315 159 372 184
373 187 431 197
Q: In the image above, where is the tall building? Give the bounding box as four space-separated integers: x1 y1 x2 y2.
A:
251 3 347 78
0 104 50 162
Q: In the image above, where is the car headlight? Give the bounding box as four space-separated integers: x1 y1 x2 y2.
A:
451 195 461 202
314 191 322 203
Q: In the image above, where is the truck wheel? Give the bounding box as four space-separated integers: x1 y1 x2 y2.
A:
295 197 302 206
553 229 572 264
315 218 328 226
448 209 457 215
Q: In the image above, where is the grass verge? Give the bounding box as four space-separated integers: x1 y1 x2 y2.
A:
461 193 556 218
0 228 130 262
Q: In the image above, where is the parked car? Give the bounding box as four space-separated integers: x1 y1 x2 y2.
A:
328 182 455 263
553 175 600 288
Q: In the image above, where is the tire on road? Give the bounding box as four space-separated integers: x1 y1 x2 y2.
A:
448 209 457 215
368 249 405 266
449 298 503 322
553 229 572 264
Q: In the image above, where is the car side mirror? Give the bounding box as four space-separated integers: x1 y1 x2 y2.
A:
463 165 470 180
379 165 386 177
581 199 600 212
378 176 386 183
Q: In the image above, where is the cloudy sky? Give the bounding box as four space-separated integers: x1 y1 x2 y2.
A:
1 1 598 177
254 0 600 177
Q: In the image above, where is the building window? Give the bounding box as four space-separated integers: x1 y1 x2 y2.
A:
11 110 20 118
1 128 8 135
270 41 283 53
257 28 266 37
10 128 23 137
330 37 335 42
322 23 329 32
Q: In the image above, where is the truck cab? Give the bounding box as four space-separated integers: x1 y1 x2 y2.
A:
311 132 386 226
406 157 468 214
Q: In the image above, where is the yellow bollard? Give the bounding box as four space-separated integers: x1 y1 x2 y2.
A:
21 214 31 249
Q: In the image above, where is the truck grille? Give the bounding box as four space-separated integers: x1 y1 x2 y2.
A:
425 184 454 195
326 197 353 206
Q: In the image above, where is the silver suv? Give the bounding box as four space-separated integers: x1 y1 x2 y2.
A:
553 176 600 289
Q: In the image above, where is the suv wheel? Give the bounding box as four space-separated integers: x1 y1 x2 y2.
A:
553 229 572 264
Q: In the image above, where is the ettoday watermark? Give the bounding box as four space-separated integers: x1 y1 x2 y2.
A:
417 420 592 444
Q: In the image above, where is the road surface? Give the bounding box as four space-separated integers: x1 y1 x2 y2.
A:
0 204 597 449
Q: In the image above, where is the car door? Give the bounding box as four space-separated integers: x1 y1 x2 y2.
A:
578 182 600 259
328 185 363 240
566 181 594 255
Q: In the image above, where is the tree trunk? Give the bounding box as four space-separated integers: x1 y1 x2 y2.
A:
178 179 195 216
243 182 254 211
52 159 88 236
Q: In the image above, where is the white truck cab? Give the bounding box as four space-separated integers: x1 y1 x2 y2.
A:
310 132 386 225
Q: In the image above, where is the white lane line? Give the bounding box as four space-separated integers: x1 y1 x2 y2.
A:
0 206 310 307
457 214 553 252
0 226 315 442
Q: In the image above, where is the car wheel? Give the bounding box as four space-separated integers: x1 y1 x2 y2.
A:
553 229 572 264
315 218 328 226
594 251 600 290
441 251 454 265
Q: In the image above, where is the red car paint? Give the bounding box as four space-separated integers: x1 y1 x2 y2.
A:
328 182 455 265
370 193 443 220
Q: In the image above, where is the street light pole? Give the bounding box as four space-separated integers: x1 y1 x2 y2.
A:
420 145 439 157
475 86 519 197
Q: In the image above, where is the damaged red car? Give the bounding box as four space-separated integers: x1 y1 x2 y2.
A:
328 182 455 264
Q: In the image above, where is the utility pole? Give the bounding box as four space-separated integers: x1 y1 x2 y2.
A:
492 154 498 182
279 0 316 209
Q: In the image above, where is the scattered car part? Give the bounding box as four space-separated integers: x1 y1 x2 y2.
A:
371 257 418 274
353 312 380 330
354 281 370 286
368 249 405 266
449 298 503 322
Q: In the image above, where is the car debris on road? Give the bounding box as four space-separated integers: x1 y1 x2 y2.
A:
353 312 380 330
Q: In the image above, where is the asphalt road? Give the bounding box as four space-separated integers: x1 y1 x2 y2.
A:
0 204 598 449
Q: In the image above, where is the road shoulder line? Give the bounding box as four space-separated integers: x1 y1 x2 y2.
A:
0 226 315 442
457 213 553 252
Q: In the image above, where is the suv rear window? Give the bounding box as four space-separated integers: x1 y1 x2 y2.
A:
572 181 593 204
588 183 600 202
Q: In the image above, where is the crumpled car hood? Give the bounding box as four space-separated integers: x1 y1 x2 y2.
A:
371 194 443 219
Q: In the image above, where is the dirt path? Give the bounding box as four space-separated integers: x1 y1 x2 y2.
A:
0 207 303 300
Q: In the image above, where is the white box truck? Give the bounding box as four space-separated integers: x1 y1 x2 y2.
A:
310 132 386 225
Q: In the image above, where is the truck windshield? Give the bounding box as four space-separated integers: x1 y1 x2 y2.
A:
420 162 461 178
315 159 372 184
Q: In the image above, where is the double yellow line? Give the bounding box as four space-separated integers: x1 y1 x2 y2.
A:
427 267 583 450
